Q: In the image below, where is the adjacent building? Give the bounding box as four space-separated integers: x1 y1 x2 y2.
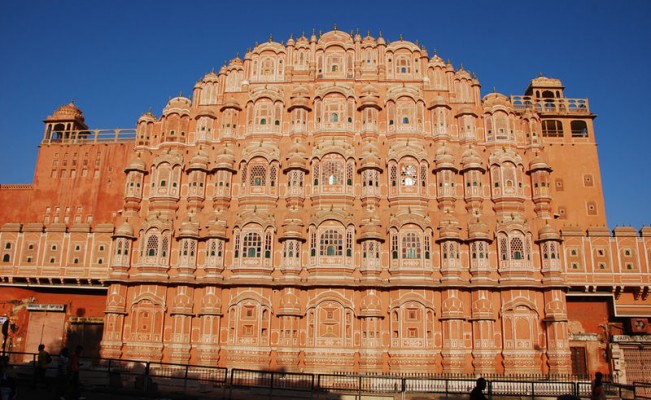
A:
1 29 650 382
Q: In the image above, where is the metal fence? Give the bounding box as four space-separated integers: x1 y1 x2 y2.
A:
3 351 649 399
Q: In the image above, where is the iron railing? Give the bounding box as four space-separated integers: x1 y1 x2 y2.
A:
3 351 648 399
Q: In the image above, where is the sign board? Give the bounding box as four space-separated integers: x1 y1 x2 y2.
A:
26 304 65 312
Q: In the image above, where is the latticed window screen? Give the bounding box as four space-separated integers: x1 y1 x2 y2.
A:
500 237 508 260
390 165 397 186
323 160 343 185
320 229 343 256
146 235 158 257
421 165 427 187
401 165 417 186
392 234 398 259
310 230 317 255
510 237 524 260
270 165 277 186
161 237 169 257
475 241 486 258
264 232 272 258
208 241 217 256
243 232 262 258
250 165 266 186
402 232 421 259
346 231 353 256
346 162 354 185
313 161 320 185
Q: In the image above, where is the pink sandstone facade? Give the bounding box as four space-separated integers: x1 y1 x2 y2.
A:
1 29 650 382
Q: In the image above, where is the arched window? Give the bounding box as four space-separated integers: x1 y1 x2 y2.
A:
250 164 266 186
322 156 344 186
510 237 524 260
146 235 159 257
402 233 421 259
243 232 262 258
401 164 417 186
320 229 342 256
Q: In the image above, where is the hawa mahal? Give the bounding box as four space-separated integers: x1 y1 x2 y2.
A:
1 29 650 382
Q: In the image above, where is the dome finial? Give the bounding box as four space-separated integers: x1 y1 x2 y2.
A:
333 23 337 31
269 33 273 42
399 33 403 41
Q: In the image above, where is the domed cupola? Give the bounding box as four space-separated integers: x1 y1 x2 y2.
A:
277 288 301 316
279 211 305 242
114 221 135 239
48 102 87 125
284 140 309 172
437 213 463 242
428 95 450 110
187 148 210 172
460 146 484 172
212 145 236 172
177 218 199 239
288 85 311 111
468 218 491 242
220 97 242 112
441 296 464 319
359 290 383 318
203 69 220 83
125 154 147 173
43 101 89 142
537 223 560 242
358 141 382 173
527 153 552 174
358 84 382 111
206 212 228 240
137 111 157 124
433 144 457 172
358 216 384 242
162 96 191 117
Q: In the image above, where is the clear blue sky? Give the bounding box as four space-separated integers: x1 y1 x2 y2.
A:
0 0 649 227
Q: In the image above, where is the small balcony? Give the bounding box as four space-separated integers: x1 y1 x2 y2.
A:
510 96 590 115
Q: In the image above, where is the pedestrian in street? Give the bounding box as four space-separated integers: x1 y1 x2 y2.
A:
68 345 84 400
470 377 487 400
0 357 17 400
34 343 51 388
591 371 606 400
57 347 69 399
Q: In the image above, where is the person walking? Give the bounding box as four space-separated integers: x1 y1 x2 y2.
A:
591 372 606 400
67 345 83 400
0 357 17 400
34 343 51 388
470 377 487 400
56 347 69 399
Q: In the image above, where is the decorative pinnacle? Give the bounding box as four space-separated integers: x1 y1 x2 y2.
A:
334 23 337 31
269 34 273 42
400 34 403 41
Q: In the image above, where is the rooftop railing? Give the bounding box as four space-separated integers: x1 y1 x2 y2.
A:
510 96 591 114
41 128 137 145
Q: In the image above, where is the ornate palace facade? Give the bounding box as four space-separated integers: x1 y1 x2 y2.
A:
1 29 650 381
